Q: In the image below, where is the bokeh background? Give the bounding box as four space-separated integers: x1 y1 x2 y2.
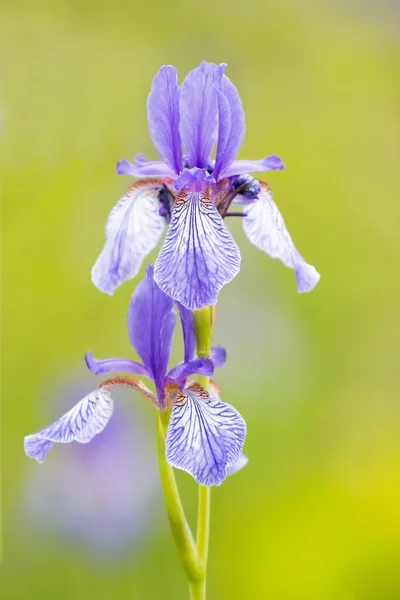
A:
2 0 400 598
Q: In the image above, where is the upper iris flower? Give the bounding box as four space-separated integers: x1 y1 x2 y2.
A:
92 62 320 310
24 266 247 487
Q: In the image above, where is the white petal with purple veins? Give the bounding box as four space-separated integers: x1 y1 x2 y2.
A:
165 383 246 486
242 183 320 293
92 181 166 295
154 188 241 310
24 389 114 463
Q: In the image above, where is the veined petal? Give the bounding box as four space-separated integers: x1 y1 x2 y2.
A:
154 187 241 310
167 357 214 383
226 452 248 476
209 383 247 478
179 62 225 168
176 302 195 362
24 389 113 463
210 346 227 368
128 265 176 403
91 180 167 295
242 183 320 292
116 157 175 178
147 66 182 174
223 155 285 178
213 74 246 180
85 351 150 378
165 382 246 486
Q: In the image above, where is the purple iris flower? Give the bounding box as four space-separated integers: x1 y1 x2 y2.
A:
24 266 247 487
92 62 320 311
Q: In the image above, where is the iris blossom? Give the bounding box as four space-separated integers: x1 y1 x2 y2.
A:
92 62 320 310
24 266 247 486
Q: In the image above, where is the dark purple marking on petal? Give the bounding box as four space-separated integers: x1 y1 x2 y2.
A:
242 183 320 292
165 382 246 486
154 188 241 310
231 174 261 200
147 66 182 174
24 390 114 463
127 265 176 404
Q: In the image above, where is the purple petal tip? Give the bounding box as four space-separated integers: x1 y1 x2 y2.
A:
265 155 285 170
116 159 133 175
295 263 320 293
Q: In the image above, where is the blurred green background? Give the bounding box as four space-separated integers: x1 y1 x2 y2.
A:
2 0 400 598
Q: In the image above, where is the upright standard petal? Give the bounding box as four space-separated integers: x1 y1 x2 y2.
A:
147 66 182 174
165 382 246 486
176 302 195 362
213 74 246 180
91 180 167 295
242 182 320 292
223 155 285 178
127 265 176 403
154 186 241 310
85 351 150 378
179 62 225 168
24 390 113 463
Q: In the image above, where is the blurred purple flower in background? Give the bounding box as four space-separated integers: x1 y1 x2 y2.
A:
24 266 247 487
92 61 320 310
23 377 159 561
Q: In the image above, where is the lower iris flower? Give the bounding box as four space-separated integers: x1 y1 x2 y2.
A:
24 266 247 487
92 62 320 310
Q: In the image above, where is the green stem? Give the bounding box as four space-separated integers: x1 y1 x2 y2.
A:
157 413 204 583
196 485 211 565
188 482 209 599
190 306 216 600
157 306 215 599
189 580 206 600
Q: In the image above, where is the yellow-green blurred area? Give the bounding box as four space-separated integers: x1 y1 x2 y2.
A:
2 0 400 598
